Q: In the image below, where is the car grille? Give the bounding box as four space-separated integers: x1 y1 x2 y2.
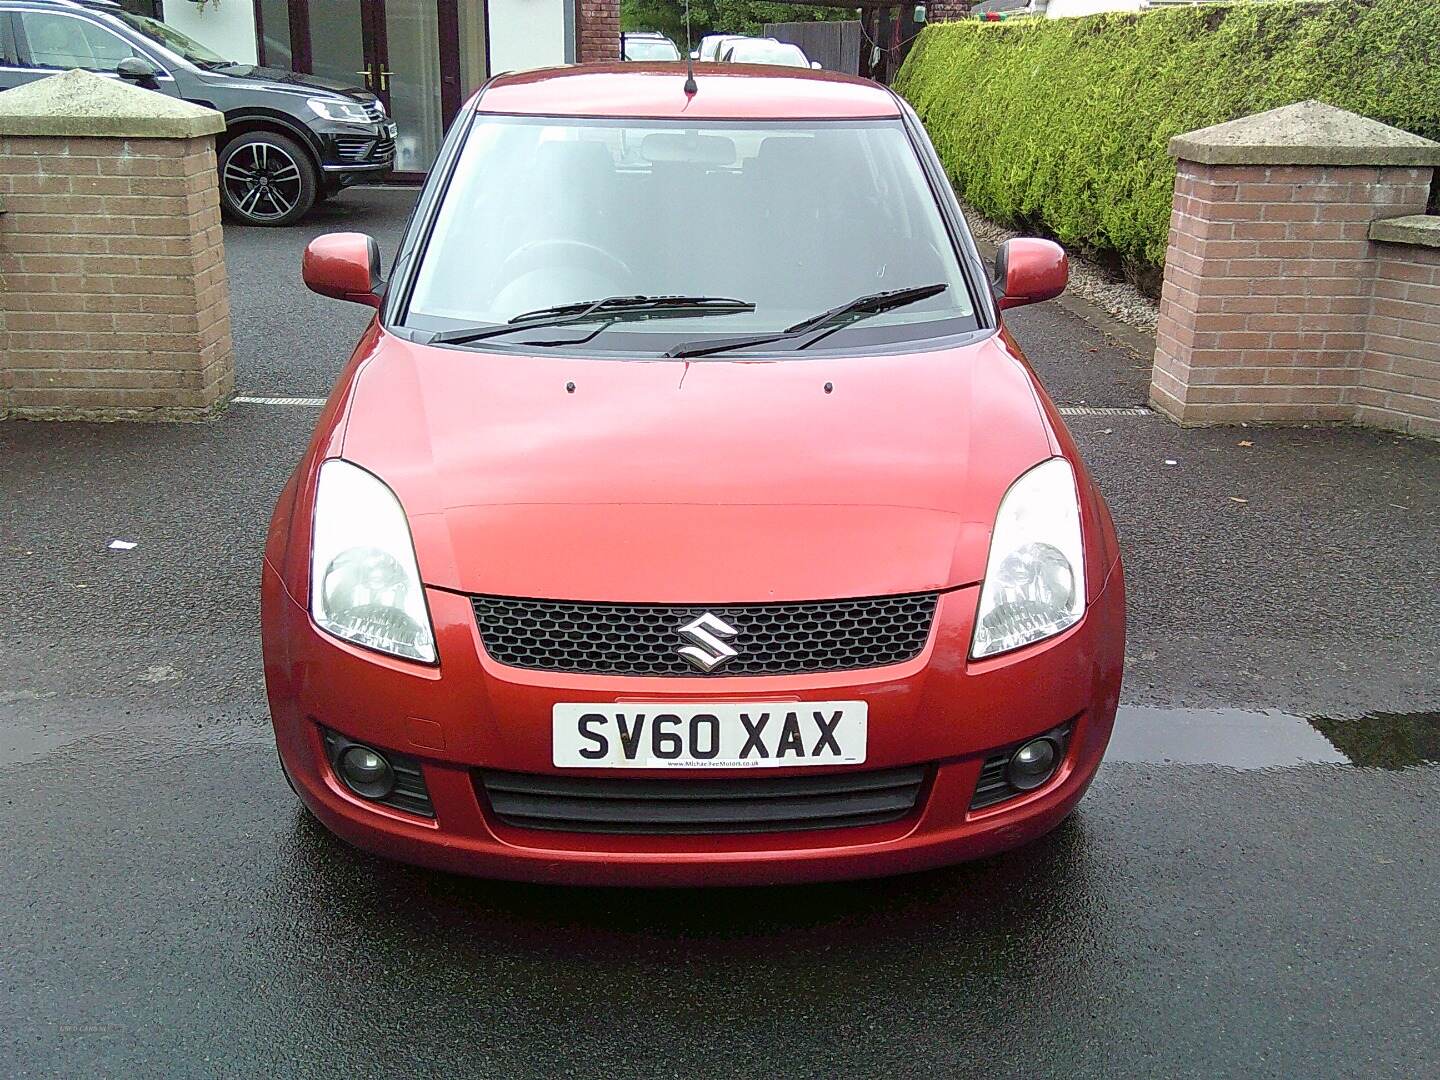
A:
970 752 1017 810
334 135 395 163
469 593 938 677
477 765 928 834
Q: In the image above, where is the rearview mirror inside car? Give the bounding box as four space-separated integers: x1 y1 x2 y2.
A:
994 238 1068 311
640 132 736 166
303 232 384 308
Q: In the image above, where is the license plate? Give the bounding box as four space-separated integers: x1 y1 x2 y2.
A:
385 122 398 140
552 702 868 769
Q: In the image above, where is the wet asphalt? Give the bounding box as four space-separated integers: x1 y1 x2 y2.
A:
2 187 1438 1077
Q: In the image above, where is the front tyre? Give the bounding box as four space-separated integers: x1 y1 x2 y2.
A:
218 131 317 227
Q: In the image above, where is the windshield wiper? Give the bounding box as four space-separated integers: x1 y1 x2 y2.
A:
426 295 755 346
663 283 949 359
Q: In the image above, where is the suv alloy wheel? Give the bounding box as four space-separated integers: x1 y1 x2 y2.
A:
219 131 320 227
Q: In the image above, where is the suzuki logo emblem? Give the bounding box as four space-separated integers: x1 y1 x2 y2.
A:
676 612 740 673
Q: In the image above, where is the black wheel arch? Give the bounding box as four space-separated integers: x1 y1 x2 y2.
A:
219 110 325 174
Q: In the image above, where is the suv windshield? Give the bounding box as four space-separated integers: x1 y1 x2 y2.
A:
115 12 230 67
406 117 977 354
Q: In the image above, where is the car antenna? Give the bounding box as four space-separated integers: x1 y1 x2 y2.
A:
682 0 698 96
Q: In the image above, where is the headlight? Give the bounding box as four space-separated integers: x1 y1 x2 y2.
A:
306 97 374 125
310 460 436 663
971 458 1085 659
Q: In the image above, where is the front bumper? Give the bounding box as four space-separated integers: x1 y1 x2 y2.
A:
262 563 1124 885
310 120 397 176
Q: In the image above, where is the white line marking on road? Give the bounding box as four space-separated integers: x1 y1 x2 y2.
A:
1058 406 1154 416
234 396 327 407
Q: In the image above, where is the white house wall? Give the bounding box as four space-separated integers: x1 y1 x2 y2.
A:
164 1 259 66
488 0 568 73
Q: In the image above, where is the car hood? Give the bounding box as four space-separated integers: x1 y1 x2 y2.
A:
201 64 373 101
338 334 1052 602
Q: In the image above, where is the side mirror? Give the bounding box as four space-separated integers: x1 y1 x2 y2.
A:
303 232 383 308
994 237 1067 311
810 61 823 69
116 56 159 85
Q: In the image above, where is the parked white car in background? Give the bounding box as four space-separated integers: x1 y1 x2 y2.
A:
695 33 742 60
720 38 819 69
621 31 681 61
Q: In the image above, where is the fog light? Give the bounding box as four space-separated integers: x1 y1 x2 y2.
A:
339 744 395 799
1007 737 1059 791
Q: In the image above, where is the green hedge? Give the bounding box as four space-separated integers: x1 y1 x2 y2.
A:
895 0 1440 276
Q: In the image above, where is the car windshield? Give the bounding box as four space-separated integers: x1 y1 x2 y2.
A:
116 12 229 67
625 39 680 61
406 117 977 355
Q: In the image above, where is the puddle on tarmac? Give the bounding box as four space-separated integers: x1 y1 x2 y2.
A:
1108 706 1440 770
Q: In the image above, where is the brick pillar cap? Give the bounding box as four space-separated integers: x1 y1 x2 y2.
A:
1369 214 1440 249
0 69 224 138
1168 99 1440 168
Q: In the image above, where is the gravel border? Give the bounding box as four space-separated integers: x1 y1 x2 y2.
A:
961 203 1160 333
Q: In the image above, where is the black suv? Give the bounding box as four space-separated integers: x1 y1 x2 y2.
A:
0 0 395 225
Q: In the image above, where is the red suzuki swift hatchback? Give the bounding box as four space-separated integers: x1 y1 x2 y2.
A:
262 64 1125 886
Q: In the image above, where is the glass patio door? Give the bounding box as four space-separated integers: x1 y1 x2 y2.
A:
306 0 368 99
267 1 461 178
370 0 444 176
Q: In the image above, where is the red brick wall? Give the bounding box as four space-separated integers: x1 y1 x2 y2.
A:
1152 161 1432 426
1357 244 1440 437
0 134 233 420
577 0 619 63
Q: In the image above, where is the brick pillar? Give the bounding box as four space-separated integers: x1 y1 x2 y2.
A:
577 0 620 63
1358 218 1440 438
1151 100 1439 426
0 70 233 422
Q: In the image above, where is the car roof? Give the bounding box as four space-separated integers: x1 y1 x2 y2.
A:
476 64 900 121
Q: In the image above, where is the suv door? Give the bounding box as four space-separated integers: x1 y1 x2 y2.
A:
10 8 176 95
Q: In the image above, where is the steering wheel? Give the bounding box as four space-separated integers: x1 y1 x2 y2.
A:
496 239 631 289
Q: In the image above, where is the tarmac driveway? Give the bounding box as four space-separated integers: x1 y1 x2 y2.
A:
1 187 1436 1077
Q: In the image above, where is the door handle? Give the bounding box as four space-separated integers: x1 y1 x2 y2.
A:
356 70 373 89
378 69 394 92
